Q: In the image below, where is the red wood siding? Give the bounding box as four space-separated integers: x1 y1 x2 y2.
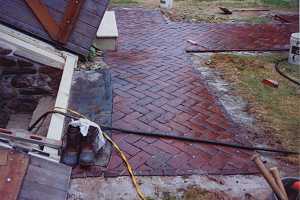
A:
0 0 109 57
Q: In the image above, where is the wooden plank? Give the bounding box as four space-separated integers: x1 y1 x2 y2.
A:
24 0 60 40
25 0 88 44
0 0 94 50
0 24 65 69
30 96 56 137
0 23 77 159
0 0 109 56
25 164 70 190
0 16 89 56
45 52 77 158
0 150 29 200
0 151 8 165
49 8 96 39
45 2 102 28
57 0 86 43
19 156 71 200
42 0 108 17
30 155 71 175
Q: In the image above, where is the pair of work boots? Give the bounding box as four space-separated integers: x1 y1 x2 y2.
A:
62 125 98 167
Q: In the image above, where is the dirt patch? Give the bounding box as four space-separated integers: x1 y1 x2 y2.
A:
110 0 159 8
110 0 299 24
183 186 229 200
205 53 300 152
68 175 271 200
162 0 298 23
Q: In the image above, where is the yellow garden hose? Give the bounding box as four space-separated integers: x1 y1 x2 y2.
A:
53 107 146 200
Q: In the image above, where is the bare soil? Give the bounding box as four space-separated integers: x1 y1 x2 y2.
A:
111 0 299 24
206 53 300 152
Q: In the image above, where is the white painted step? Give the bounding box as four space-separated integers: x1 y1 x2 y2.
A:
94 11 118 51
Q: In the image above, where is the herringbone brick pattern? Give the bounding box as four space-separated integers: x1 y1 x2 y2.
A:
104 8 298 176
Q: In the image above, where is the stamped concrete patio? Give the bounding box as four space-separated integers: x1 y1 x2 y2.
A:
103 8 298 176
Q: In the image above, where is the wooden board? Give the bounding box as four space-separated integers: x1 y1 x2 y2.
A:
45 52 78 158
0 148 71 200
0 149 29 200
0 0 110 56
0 24 78 159
0 24 65 69
18 156 72 200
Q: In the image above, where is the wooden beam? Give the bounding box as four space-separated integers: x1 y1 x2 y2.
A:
57 0 86 43
25 0 85 44
0 24 65 69
24 0 60 41
45 52 78 159
0 150 29 200
0 24 77 160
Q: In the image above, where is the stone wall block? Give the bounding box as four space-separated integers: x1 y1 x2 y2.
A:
0 49 61 126
0 112 9 127
2 67 37 75
0 56 17 67
7 98 38 113
11 75 31 88
19 87 52 95
0 76 18 99
11 74 51 88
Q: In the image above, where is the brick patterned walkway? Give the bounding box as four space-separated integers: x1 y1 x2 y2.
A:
104 8 298 176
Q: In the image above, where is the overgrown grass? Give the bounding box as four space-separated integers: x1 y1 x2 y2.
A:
209 53 300 151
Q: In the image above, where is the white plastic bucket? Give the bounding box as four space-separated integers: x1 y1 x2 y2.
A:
160 0 173 9
288 32 300 65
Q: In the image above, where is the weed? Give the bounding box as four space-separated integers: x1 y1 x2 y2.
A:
183 186 227 200
145 197 156 200
162 192 177 200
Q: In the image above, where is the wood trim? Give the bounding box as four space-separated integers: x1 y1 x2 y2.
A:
24 0 60 41
0 24 78 160
25 0 85 44
0 24 65 69
44 52 77 159
57 0 86 43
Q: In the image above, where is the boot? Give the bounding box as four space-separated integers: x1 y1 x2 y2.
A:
61 125 81 166
79 126 98 166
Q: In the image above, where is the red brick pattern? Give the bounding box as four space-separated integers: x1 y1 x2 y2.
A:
104 8 298 176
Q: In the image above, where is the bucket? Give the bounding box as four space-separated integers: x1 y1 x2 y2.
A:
288 33 300 65
273 177 300 200
160 0 173 9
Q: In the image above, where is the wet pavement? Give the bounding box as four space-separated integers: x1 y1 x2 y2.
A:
103 8 298 176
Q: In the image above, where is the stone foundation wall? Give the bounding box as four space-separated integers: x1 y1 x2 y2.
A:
0 43 62 127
